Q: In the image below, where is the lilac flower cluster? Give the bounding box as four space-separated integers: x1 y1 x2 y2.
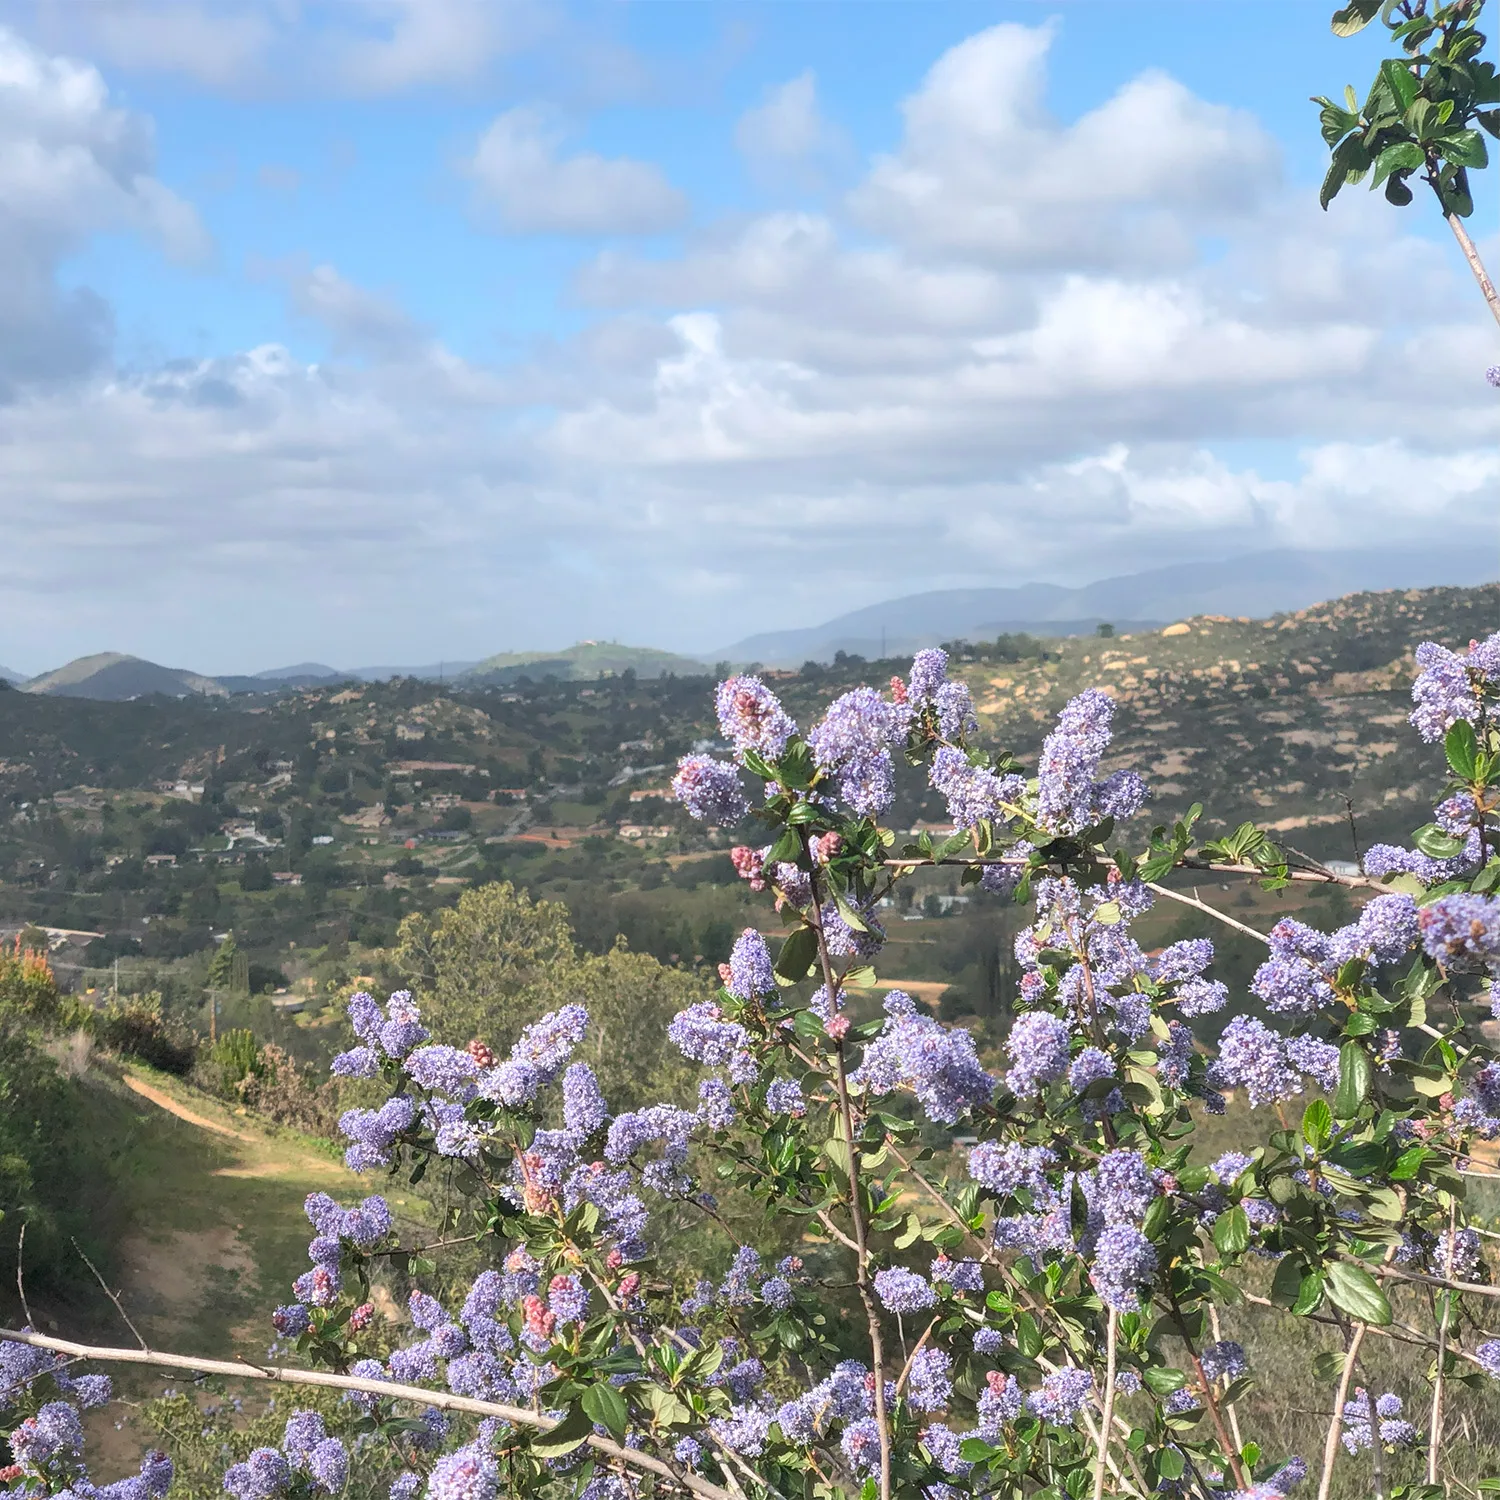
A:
1340 1390 1417 1453
1034 690 1148 836
333 990 431 1076
873 1266 937 1313
929 747 1025 831
726 928 776 1000
223 1413 349 1499
1209 1016 1319 1109
1250 897 1418 1016
807 687 910 816
1408 632 1500 742
672 754 750 825
1418 893 1500 975
848 992 995 1124
715 676 796 761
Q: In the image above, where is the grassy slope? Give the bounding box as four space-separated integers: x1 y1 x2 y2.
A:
81 1064 417 1359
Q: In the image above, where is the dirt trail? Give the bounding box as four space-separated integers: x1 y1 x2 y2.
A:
121 1073 256 1142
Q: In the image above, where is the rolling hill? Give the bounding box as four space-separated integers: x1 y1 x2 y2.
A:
459 642 709 685
21 653 229 701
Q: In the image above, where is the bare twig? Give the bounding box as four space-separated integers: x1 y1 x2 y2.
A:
72 1239 148 1351
1316 1319 1368 1500
15 1225 33 1329
1428 1205 1457 1486
1145 882 1270 945
0 1328 736 1500
1092 1307 1118 1500
1207 1304 1244 1457
1444 211 1500 329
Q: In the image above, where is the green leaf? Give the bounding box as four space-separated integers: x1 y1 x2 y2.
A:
1330 0 1381 35
1325 1259 1392 1325
843 965 877 990
1334 1042 1372 1120
1446 719 1481 780
1413 823 1467 858
1302 1099 1333 1151
1381 59 1420 111
1270 1256 1307 1309
774 927 819 982
581 1383 628 1440
532 1405 594 1458
1213 1206 1250 1257
1439 129 1489 169
1144 1366 1186 1396
1155 1447 1185 1482
1312 1351 1345 1383
1292 1269 1325 1317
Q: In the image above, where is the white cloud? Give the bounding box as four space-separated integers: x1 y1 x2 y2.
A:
0 25 209 392
734 71 848 187
13 0 548 95
270 261 431 361
0 18 1494 673
850 22 1278 268
467 107 687 235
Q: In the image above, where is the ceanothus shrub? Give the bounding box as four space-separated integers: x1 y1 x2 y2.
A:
8 627 1500 1500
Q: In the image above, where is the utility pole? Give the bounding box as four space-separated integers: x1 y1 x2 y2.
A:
113 956 119 1001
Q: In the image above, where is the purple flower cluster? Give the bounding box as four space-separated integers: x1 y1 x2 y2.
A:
726 928 775 999
1003 1011 1070 1096
667 1003 749 1067
1088 1224 1157 1312
1208 1016 1307 1109
715 676 796 761
481 1004 589 1107
848 996 995 1124
873 1266 936 1314
334 991 430 1075
1409 633 1500 742
1418 893 1500 974
807 687 910 816
1035 691 1148 835
672 755 750 825
1027 1367 1093 1426
929 747 1025 831
1341 1390 1417 1453
906 1348 953 1412
765 1077 806 1117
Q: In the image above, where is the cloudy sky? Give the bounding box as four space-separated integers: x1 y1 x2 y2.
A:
0 0 1496 675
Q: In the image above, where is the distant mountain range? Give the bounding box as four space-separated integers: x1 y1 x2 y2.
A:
11 644 711 702
8 549 1495 701
713 548 1500 665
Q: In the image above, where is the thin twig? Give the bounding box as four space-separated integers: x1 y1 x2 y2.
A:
1443 210 1500 329
1428 1205 1456 1486
1207 1304 1244 1457
1092 1307 1118 1500
72 1239 148 1351
0 1327 736 1500
1145 883 1270 945
15 1225 33 1329
1316 1319 1368 1500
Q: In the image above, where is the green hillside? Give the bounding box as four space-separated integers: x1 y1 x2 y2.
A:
460 640 708 684
23 653 228 701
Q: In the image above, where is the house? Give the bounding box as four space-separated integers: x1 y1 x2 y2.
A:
271 871 303 886
311 835 334 845
619 824 673 841
145 853 177 868
628 788 667 802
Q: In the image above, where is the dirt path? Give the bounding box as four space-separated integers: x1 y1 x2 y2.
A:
121 1073 256 1142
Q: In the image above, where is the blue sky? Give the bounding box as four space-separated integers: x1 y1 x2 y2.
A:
0 0 1496 674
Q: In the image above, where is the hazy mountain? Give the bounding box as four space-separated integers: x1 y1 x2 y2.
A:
0 666 22 684
461 642 708 685
714 548 1499 665
22 653 230 701
254 662 345 682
